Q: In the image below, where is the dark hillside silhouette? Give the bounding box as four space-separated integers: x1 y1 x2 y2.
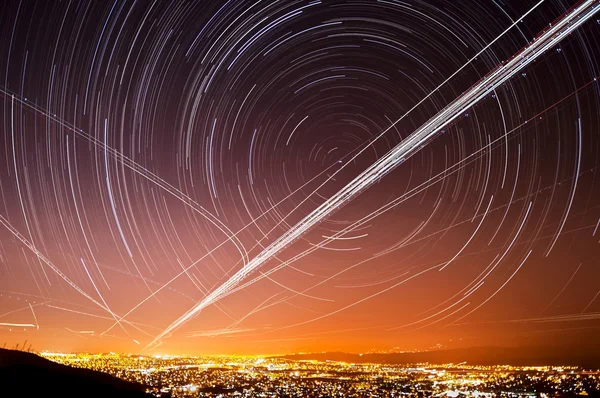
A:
0 348 159 398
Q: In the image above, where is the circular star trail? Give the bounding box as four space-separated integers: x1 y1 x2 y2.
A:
0 0 600 355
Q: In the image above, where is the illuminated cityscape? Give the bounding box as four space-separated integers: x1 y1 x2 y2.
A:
40 352 600 397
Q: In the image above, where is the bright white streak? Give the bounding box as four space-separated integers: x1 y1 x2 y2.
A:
0 323 35 327
286 115 309 145
28 303 39 330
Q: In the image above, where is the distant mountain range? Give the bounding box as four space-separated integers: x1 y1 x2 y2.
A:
280 345 600 368
0 348 156 398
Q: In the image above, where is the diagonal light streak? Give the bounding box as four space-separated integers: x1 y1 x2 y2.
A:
147 0 600 348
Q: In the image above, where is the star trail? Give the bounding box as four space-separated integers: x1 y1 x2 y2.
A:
1 0 600 355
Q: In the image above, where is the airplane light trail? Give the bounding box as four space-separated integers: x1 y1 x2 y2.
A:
147 1 600 348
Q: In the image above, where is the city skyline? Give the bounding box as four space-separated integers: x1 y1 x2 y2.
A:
1 0 600 356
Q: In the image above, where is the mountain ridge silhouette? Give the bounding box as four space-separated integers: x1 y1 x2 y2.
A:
279 345 600 368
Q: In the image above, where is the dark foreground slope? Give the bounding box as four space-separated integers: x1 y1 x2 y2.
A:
0 348 155 398
281 345 600 368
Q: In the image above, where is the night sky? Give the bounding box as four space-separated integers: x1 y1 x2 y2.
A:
1 0 600 356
